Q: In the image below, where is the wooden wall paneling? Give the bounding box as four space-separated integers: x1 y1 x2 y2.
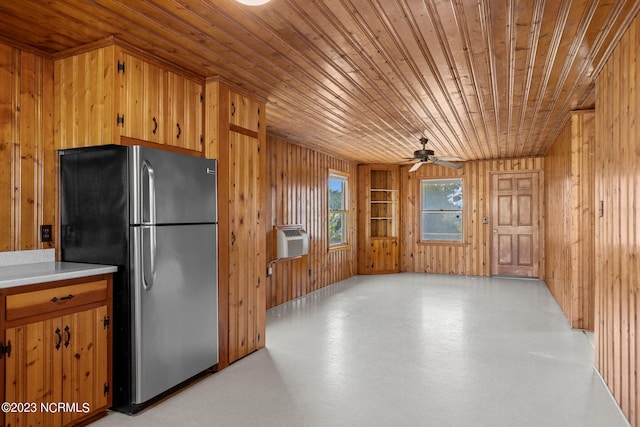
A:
400 158 543 277
403 168 416 272
0 43 12 251
570 111 595 330
41 55 55 252
17 51 37 249
265 133 275 307
628 20 638 421
401 163 467 275
265 134 357 309
544 120 571 322
621 19 634 420
0 42 54 252
595 13 639 426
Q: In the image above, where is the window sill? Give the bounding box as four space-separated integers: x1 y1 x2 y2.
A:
418 240 467 246
329 244 351 253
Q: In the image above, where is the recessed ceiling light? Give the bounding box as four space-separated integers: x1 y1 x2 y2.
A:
236 0 270 5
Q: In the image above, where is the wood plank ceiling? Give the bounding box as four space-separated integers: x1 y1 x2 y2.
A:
0 0 638 163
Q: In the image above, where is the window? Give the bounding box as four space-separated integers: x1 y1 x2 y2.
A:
421 178 463 241
328 171 349 246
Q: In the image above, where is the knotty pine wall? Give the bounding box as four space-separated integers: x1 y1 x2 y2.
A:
0 43 55 252
401 158 544 277
544 111 595 331
594 14 639 427
265 135 357 309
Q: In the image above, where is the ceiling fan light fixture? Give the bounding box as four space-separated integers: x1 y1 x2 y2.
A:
235 0 270 5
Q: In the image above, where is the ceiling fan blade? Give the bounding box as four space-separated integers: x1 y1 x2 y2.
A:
409 161 424 172
431 158 463 169
436 156 465 162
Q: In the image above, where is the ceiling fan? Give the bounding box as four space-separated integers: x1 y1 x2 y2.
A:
406 137 463 172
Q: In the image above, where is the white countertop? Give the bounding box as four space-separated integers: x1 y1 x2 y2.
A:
0 262 117 289
0 249 117 289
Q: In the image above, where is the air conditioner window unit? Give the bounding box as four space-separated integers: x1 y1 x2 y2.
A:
276 227 309 259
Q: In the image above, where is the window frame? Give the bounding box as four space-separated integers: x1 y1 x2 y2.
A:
420 177 464 243
328 169 350 249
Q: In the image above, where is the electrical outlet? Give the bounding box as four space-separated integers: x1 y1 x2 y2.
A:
40 224 52 242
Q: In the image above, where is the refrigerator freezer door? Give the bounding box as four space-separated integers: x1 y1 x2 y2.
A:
130 223 218 404
130 146 217 225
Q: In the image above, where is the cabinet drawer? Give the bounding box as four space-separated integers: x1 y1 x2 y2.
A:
5 279 108 321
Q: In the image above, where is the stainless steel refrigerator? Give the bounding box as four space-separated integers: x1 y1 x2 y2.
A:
59 144 218 413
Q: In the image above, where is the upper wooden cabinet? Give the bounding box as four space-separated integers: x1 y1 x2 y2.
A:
229 90 262 133
55 44 203 152
358 165 400 274
164 69 203 148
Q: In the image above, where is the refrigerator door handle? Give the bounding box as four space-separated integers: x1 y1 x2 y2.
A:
141 160 157 290
142 226 156 290
141 160 157 225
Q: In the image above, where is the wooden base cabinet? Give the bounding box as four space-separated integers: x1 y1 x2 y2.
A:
369 238 399 273
358 165 400 274
1 275 112 427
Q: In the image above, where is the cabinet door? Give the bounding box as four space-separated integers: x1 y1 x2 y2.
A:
5 319 64 427
226 131 265 363
229 90 261 132
121 53 165 143
61 306 108 426
54 45 122 149
370 238 399 274
166 71 203 151
4 306 108 427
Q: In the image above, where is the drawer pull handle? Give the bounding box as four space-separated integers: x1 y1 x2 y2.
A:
51 294 74 303
64 326 71 348
55 328 62 350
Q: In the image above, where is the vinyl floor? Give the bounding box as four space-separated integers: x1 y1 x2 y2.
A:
91 273 630 427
